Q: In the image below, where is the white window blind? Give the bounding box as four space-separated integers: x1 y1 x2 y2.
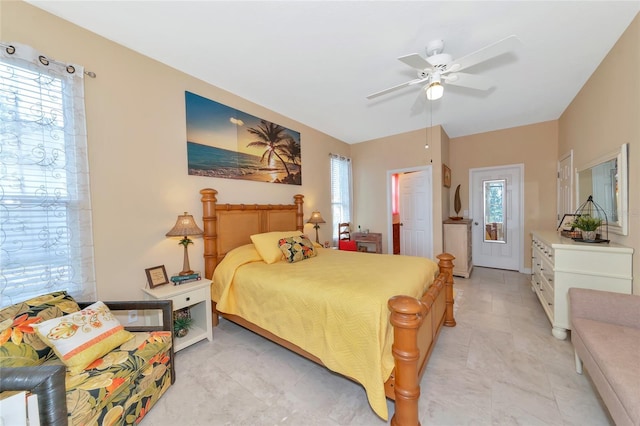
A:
330 154 352 243
0 43 96 307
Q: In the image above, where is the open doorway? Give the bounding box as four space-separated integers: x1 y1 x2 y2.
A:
387 166 433 258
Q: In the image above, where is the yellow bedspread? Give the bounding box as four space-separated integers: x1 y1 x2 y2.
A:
212 244 439 420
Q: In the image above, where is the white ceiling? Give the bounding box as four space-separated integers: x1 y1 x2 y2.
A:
26 1 640 144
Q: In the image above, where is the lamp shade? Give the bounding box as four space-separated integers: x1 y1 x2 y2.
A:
307 211 326 225
425 81 443 100
166 212 204 237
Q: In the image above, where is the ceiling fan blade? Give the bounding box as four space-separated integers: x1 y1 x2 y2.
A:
366 77 428 99
398 53 432 70
444 72 493 91
451 35 521 72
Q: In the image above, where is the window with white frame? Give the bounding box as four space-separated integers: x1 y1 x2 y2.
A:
330 154 352 244
0 43 96 307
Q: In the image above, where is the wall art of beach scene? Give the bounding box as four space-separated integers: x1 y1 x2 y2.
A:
185 91 301 185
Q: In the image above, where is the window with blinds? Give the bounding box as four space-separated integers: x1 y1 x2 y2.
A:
0 47 96 307
330 154 352 243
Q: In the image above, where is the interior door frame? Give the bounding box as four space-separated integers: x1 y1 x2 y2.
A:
469 163 525 273
386 165 433 256
557 150 574 224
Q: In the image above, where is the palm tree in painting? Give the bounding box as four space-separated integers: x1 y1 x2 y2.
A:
246 120 298 177
282 138 301 166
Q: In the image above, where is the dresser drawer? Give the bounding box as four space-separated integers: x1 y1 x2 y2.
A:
170 287 208 311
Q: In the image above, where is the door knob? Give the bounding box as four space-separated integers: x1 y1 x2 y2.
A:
400 223 404 226
474 222 479 225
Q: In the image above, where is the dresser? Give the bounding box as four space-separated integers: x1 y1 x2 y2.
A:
443 219 473 278
352 232 382 253
531 231 633 340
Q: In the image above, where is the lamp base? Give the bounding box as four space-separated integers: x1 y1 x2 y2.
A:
179 244 194 276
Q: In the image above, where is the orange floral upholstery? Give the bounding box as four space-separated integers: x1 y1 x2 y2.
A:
1 293 173 426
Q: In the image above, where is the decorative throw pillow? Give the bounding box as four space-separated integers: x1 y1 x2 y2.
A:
278 235 317 263
32 301 134 375
0 291 81 367
250 230 304 264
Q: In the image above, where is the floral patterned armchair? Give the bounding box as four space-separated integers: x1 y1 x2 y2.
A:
0 292 174 425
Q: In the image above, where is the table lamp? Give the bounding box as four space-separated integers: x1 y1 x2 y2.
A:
166 212 204 275
307 211 326 244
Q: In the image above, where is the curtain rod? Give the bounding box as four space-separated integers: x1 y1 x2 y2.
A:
1 42 96 78
329 153 351 161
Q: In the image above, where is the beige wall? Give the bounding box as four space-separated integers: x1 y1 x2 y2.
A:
2 1 350 301
2 2 637 296
351 125 448 254
559 13 639 294
449 121 559 270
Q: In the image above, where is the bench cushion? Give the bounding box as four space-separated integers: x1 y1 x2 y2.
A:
573 317 640 424
44 330 172 425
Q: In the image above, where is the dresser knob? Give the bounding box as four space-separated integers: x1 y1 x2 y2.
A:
186 297 191 302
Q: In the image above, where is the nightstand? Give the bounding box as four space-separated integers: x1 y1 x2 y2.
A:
142 279 213 351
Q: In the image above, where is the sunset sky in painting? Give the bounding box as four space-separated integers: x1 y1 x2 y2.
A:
185 91 300 157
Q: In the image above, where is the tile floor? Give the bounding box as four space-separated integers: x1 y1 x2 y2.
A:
143 267 613 425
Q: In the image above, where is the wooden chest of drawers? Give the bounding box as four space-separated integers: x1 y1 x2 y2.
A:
443 219 473 278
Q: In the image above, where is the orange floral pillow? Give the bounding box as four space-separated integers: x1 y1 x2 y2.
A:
33 301 134 375
278 235 317 263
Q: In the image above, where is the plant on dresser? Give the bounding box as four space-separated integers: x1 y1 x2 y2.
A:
530 231 633 340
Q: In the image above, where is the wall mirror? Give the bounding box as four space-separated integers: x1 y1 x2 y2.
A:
576 143 628 235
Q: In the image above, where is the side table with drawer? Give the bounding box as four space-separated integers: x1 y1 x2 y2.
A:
351 232 382 253
142 279 213 351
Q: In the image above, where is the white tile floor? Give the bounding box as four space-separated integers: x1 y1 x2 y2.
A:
143 267 613 425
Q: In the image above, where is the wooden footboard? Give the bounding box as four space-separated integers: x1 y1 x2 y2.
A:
388 253 455 426
200 188 455 425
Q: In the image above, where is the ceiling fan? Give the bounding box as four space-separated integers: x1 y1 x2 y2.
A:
367 35 521 101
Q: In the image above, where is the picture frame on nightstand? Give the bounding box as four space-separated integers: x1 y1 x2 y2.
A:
145 265 169 288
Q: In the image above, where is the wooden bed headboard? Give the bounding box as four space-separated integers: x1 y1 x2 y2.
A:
200 188 304 279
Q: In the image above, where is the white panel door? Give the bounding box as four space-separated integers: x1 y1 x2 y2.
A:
470 165 523 271
398 169 433 258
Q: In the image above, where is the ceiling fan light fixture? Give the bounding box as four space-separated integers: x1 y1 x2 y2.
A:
425 81 443 100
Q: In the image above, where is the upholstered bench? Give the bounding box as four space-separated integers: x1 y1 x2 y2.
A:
0 291 174 425
569 288 640 426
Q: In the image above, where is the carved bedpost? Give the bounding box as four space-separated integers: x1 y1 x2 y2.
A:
293 194 304 232
388 295 426 426
200 188 218 280
437 253 456 327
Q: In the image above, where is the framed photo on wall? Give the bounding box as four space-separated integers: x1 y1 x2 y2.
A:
145 265 169 289
443 164 451 188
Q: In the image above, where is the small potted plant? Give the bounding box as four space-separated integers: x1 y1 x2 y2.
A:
572 215 603 241
173 314 193 338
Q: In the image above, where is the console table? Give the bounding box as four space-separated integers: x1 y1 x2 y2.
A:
351 232 382 253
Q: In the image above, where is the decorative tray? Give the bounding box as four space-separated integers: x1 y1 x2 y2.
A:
571 238 610 244
560 230 581 238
